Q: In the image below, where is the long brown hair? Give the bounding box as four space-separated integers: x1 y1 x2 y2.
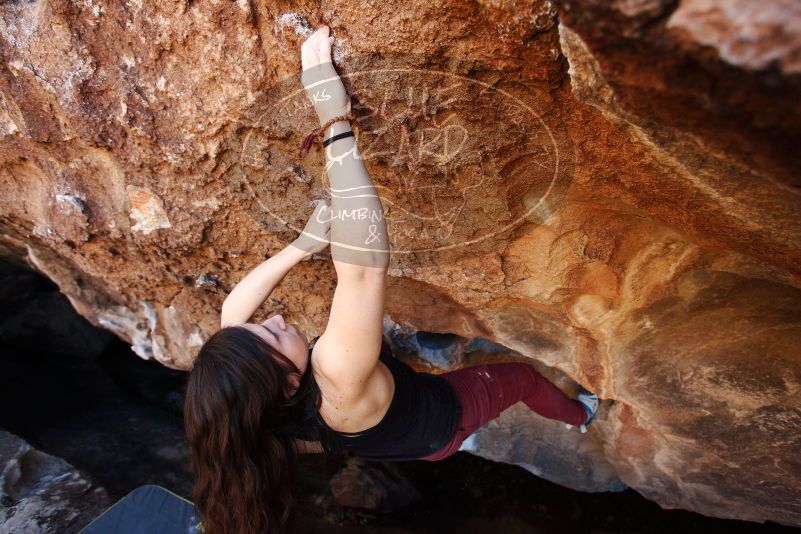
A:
184 326 323 534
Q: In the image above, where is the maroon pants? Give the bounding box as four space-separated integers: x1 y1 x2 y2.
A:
419 361 588 461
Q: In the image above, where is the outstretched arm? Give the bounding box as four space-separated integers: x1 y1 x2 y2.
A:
220 201 332 328
299 26 390 399
220 246 306 328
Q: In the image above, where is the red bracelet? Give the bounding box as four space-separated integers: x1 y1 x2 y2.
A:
299 111 355 158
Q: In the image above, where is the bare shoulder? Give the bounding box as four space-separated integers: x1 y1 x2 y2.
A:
311 341 395 433
311 335 383 401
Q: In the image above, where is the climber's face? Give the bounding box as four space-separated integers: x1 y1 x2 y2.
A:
241 314 309 391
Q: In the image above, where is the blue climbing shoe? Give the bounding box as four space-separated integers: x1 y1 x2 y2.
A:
565 385 599 434
577 385 599 429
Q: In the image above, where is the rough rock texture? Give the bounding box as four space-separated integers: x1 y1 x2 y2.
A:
0 429 110 534
0 0 799 526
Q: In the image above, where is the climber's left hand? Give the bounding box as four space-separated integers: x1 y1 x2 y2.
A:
290 199 332 257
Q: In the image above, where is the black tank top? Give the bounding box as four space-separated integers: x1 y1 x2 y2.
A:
295 337 462 462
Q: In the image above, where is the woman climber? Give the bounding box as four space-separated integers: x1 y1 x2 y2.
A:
183 25 600 534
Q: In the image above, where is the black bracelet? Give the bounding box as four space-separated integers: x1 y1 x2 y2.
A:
322 130 355 147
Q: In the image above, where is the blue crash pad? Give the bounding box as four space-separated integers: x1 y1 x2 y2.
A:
80 484 203 533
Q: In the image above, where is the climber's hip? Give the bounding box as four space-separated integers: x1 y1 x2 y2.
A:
418 362 524 461
418 361 587 462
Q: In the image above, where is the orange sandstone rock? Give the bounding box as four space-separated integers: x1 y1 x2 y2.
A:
0 0 799 525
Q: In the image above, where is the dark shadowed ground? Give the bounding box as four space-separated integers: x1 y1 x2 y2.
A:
0 335 797 533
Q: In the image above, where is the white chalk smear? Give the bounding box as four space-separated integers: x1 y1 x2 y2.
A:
278 13 313 37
